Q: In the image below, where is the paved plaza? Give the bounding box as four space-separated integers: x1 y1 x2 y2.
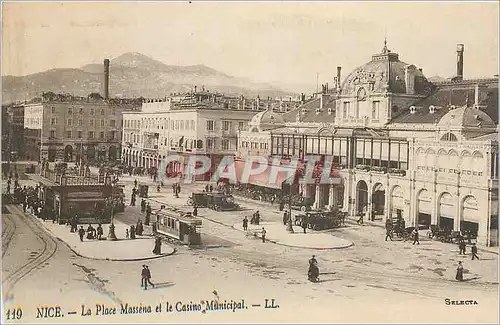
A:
2 167 498 323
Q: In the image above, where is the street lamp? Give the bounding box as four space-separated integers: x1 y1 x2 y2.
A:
286 181 294 233
107 173 117 240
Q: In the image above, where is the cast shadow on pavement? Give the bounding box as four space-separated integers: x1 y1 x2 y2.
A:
151 282 175 289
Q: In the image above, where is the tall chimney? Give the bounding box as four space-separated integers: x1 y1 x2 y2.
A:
456 44 464 80
336 66 342 89
104 59 110 99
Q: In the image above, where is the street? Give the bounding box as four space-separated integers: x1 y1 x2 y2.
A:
2 174 499 323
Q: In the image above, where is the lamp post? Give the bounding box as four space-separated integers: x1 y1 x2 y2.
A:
107 174 117 240
286 180 294 233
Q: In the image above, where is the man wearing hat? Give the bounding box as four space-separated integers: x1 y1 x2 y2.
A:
141 265 155 290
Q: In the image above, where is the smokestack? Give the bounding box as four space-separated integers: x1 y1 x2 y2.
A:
456 44 464 80
336 66 342 89
104 59 110 99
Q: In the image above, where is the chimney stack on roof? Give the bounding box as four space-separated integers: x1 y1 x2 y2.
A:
103 59 110 99
456 44 464 81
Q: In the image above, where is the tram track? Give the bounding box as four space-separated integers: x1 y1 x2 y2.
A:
2 212 17 257
140 199 498 298
2 205 59 294
204 244 497 299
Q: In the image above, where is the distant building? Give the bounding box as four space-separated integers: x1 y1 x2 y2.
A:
21 59 142 163
121 91 271 179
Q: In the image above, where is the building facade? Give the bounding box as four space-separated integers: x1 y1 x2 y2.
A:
23 93 141 163
242 42 498 246
121 92 264 178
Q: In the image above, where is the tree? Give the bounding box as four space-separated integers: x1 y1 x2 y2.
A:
88 92 103 100
42 91 57 101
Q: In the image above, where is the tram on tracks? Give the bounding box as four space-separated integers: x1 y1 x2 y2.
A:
153 207 202 245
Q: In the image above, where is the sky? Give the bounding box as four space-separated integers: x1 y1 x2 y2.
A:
2 2 499 92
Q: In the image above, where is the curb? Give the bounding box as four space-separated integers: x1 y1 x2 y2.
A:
230 225 354 251
55 236 177 262
30 213 177 262
147 197 354 250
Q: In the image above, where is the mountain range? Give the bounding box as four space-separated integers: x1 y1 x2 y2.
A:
2 52 298 103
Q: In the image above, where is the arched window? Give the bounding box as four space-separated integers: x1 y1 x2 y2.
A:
441 132 458 141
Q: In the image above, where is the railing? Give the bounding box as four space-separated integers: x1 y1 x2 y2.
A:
62 175 102 185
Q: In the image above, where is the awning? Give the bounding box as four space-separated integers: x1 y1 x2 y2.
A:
229 160 296 190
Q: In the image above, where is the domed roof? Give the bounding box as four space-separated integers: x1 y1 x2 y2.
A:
249 108 285 131
438 105 496 129
341 41 432 96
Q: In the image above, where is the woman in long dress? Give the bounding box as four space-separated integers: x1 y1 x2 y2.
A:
455 261 464 281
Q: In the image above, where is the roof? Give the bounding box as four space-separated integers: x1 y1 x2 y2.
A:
249 109 286 131
437 106 496 130
341 43 432 97
281 96 336 124
390 81 499 124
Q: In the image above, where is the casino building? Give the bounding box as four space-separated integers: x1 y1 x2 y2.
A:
239 42 499 246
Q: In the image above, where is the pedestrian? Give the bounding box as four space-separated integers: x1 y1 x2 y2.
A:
412 227 420 245
283 211 288 225
261 227 266 243
385 227 393 241
270 195 275 206
471 243 479 260
458 241 466 255
152 237 162 255
243 216 248 231
141 199 146 213
193 206 198 217
78 226 85 242
145 203 152 225
96 224 103 240
357 206 366 224
134 179 138 188
455 261 464 281
141 265 155 290
126 229 130 239
209 185 213 192
301 218 307 234
145 265 154 288
205 184 209 192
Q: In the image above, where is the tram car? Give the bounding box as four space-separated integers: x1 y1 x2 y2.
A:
154 208 202 245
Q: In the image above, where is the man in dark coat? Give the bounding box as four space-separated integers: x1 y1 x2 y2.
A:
243 216 248 231
78 226 85 242
302 218 308 234
283 211 288 225
141 199 146 213
412 227 420 245
145 203 152 225
471 243 479 260
193 206 198 217
458 241 466 255
141 265 154 290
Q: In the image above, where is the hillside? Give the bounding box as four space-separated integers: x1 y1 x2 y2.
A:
2 52 297 103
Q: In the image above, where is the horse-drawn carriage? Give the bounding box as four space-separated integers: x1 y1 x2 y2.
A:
294 211 346 230
426 225 477 244
187 192 239 211
284 196 314 212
